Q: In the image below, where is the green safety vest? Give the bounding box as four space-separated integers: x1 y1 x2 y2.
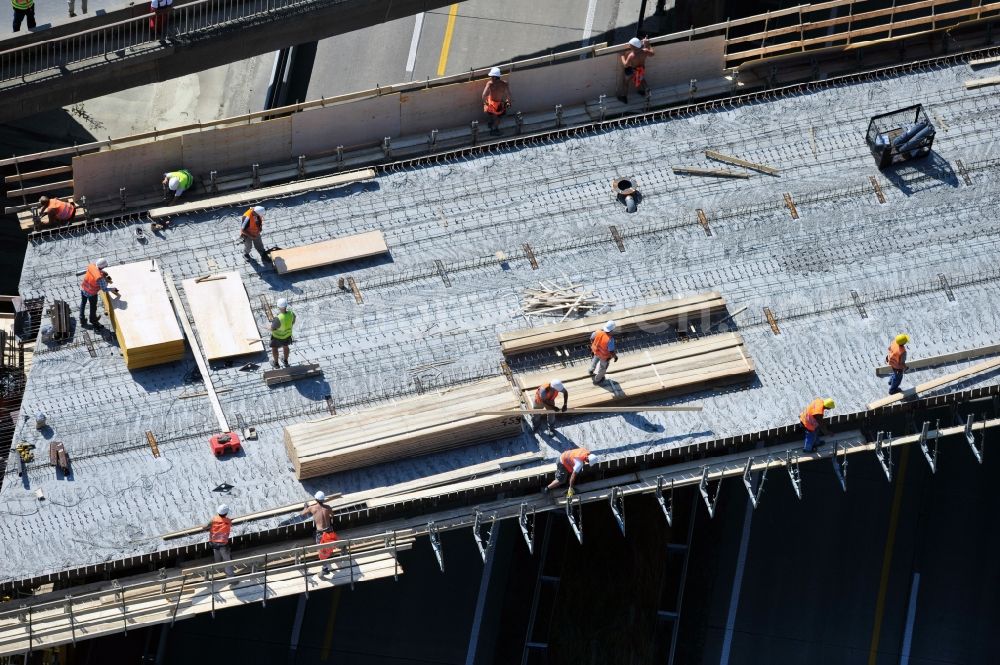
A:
168 169 193 190
12 0 34 10
272 310 295 340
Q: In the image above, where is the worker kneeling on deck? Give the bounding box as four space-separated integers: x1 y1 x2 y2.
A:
162 169 194 201
482 67 511 136
270 297 295 369
301 491 336 575
37 195 76 226
239 205 272 263
589 320 619 384
207 504 235 577
79 258 119 327
886 333 910 395
532 379 568 436
801 397 834 452
543 448 597 497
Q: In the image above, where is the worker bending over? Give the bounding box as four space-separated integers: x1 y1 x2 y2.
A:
207 504 235 577
801 397 835 452
617 36 654 104
544 448 597 497
532 379 568 436
589 320 619 384
239 206 271 263
79 258 119 327
886 333 910 395
270 297 295 369
301 491 336 575
37 196 76 226
482 67 512 136
162 169 194 201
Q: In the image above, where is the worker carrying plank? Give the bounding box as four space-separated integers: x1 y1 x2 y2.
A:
37 195 76 226
301 491 336 575
161 169 194 202
207 504 235 577
79 258 119 327
589 320 619 385
801 398 835 452
543 448 597 497
617 36 654 104
885 333 910 395
269 297 295 369
239 205 272 264
482 67 512 136
532 379 569 436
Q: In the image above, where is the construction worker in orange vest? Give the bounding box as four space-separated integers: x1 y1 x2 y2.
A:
37 196 77 225
544 448 597 497
617 36 654 104
886 333 910 395
301 491 335 575
800 397 834 452
532 379 568 436
589 320 619 384
482 67 511 136
79 258 120 327
207 504 235 577
239 205 272 263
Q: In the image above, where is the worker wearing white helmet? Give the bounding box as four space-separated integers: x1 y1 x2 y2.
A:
207 503 235 577
532 378 569 436
78 257 120 327
589 320 619 385
617 35 654 104
301 490 337 574
239 205 272 264
269 296 295 369
482 66 512 136
544 448 597 497
161 169 194 201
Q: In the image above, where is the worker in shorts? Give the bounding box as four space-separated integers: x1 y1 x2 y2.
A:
617 36 654 103
301 491 336 574
482 67 511 136
543 448 596 497
532 379 568 436
270 297 295 368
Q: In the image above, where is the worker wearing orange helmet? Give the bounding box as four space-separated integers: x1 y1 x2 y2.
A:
885 333 910 395
800 397 835 452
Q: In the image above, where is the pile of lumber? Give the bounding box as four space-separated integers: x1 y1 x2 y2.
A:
517 332 754 406
270 230 388 275
520 278 613 320
284 377 523 479
500 292 727 356
101 261 185 369
181 272 262 360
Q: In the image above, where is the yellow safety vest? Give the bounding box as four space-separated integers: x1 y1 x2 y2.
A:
272 310 295 340
12 0 34 10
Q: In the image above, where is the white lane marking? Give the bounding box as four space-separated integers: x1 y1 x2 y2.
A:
580 0 598 50
900 572 921 665
405 12 425 74
720 495 754 665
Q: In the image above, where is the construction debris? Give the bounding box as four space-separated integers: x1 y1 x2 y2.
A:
520 278 613 321
704 149 779 175
672 166 751 179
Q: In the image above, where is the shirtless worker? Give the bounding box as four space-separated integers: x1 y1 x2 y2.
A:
482 67 512 136
301 491 336 574
617 36 654 104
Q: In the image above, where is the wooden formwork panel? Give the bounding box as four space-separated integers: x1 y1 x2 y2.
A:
181 272 263 360
290 94 401 156
72 137 182 202
642 35 726 89
182 116 293 177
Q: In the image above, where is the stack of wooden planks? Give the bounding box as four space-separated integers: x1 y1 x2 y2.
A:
517 332 754 406
520 278 614 320
270 230 388 275
101 260 185 369
181 272 263 360
284 377 522 479
500 292 727 356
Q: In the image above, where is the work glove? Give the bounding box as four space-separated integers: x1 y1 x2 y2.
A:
566 488 575 499
561 405 567 413
111 288 120 295
613 355 619 363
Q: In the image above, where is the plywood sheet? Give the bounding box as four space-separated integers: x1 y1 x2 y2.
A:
102 260 185 369
72 137 183 202
271 230 388 274
182 116 293 176
182 272 263 361
291 94 401 156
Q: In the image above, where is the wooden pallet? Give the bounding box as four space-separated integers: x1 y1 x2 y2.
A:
182 272 263 360
271 230 388 275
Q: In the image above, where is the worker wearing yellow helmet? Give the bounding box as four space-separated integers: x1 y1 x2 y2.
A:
800 397 835 452
885 333 910 395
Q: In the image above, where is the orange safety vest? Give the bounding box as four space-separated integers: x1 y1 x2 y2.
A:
46 198 76 221
209 515 232 544
80 264 104 296
886 341 907 371
535 383 559 406
560 448 590 473
631 65 646 87
241 209 262 238
317 530 340 560
591 330 614 361
799 399 826 432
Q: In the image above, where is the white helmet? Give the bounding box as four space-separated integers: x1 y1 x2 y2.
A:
96 258 109 269
253 206 265 215
551 379 565 391
488 67 502 78
217 504 229 515
587 453 598 465
167 177 180 191
276 297 288 309
603 320 617 333
628 37 643 49
314 491 326 502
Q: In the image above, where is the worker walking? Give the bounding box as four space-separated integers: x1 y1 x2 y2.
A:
482 67 512 136
239 206 271 263
886 334 910 395
79 258 120 327
617 36 654 104
11 0 36 32
207 504 235 577
301 491 336 575
801 397 835 452
589 320 619 384
532 379 568 436
543 448 597 497
162 169 194 201
270 298 295 369
37 196 77 226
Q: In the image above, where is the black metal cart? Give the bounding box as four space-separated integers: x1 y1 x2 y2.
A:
865 104 936 169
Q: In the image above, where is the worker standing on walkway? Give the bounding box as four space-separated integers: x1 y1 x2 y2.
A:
482 67 512 136
301 491 336 575
589 320 619 385
79 258 119 327
801 398 835 452
207 504 235 577
37 196 77 226
270 297 295 369
532 379 568 436
67 0 87 18
162 169 194 201
617 36 654 104
11 0 35 32
239 206 272 263
544 448 597 497
886 333 910 395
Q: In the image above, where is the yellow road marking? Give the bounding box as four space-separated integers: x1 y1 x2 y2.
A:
320 587 342 661
436 4 460 76
867 445 910 665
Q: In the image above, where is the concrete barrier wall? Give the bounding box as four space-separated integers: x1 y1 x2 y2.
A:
72 137 183 202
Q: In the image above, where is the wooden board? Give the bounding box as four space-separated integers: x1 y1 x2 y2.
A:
100 261 185 369
867 355 1000 410
965 76 1000 89
271 230 388 274
874 343 1000 376
182 272 263 361
264 363 324 386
